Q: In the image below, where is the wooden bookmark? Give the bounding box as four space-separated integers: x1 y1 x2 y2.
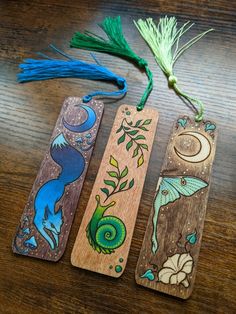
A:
135 116 217 299
71 104 158 277
13 97 104 261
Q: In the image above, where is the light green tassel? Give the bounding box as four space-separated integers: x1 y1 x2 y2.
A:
135 16 213 121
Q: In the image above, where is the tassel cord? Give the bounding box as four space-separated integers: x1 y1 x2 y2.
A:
170 79 204 122
137 65 153 111
135 17 213 121
71 16 153 111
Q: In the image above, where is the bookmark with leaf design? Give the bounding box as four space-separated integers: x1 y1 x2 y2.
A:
70 16 159 276
13 45 127 261
135 17 217 298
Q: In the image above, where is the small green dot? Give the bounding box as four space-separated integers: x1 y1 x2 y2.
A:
109 265 113 269
126 111 131 115
119 258 123 263
115 265 122 273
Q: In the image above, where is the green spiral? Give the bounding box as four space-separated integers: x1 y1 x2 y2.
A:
95 216 126 250
86 195 127 254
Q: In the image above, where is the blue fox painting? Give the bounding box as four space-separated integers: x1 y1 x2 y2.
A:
33 105 96 250
33 133 85 249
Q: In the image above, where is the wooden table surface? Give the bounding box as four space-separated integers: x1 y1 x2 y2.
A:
0 0 235 313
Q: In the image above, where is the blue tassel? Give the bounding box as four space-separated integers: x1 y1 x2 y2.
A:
17 45 127 102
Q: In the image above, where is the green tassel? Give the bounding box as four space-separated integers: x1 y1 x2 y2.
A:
135 16 213 121
71 16 153 111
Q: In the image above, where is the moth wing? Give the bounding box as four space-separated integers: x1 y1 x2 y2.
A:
154 178 181 209
165 177 208 197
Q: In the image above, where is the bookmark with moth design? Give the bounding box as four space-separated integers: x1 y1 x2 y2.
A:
135 17 217 298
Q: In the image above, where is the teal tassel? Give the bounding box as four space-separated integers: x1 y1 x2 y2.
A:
17 45 127 101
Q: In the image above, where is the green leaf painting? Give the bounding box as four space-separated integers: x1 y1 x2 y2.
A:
101 155 135 201
118 133 126 144
126 140 133 151
120 180 127 190
100 188 109 198
143 119 151 125
104 180 116 188
121 166 128 178
116 118 152 168
107 171 118 178
129 178 134 188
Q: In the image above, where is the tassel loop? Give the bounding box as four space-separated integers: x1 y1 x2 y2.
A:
82 95 92 103
168 75 178 86
117 77 126 87
137 58 148 68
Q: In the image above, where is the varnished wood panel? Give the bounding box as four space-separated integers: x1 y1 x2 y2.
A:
71 104 158 276
136 116 217 299
0 0 236 313
13 97 103 261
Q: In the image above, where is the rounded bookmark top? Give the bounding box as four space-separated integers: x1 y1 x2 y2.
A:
135 16 213 121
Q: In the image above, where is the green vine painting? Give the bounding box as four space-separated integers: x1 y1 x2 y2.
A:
116 117 151 167
101 155 135 201
86 155 135 254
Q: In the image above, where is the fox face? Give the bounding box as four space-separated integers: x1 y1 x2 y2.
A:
43 206 63 247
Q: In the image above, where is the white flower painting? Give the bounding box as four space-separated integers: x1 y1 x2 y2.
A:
158 253 193 287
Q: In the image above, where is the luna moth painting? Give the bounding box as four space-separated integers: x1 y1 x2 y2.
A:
151 176 208 254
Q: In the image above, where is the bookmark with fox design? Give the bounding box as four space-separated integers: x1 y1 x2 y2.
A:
13 97 104 261
71 105 158 277
135 116 217 298
12 46 127 261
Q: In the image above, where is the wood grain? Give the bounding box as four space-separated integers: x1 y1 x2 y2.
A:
135 116 217 299
12 97 103 261
0 0 236 313
71 104 158 277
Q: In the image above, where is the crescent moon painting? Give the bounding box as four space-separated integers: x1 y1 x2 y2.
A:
174 131 211 163
13 97 104 262
62 105 96 133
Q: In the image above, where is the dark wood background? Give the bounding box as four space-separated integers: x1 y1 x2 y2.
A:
0 0 235 313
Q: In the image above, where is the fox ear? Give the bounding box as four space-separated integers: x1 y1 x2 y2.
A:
44 206 50 220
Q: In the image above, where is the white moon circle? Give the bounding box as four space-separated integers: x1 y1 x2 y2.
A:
174 131 211 163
